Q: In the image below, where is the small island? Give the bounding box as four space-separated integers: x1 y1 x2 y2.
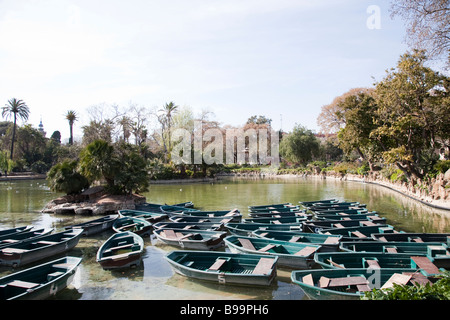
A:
41 185 146 215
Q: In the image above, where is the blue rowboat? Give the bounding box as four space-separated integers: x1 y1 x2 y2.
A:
118 209 168 223
64 214 118 236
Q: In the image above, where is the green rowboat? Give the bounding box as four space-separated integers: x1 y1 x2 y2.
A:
96 231 144 270
165 250 278 286
0 256 82 300
153 228 227 250
291 267 430 300
224 235 321 268
112 217 153 237
252 230 341 252
118 209 168 223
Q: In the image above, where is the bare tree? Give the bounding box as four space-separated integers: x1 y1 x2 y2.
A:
390 0 450 66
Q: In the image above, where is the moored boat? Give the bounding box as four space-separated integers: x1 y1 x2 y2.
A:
160 205 200 216
248 210 307 218
291 267 432 300
224 235 321 268
302 218 387 233
313 252 441 273
165 250 278 286
318 225 398 241
340 241 450 269
168 209 242 223
0 229 83 267
170 215 240 224
112 217 153 237
64 214 118 236
96 231 144 270
243 216 310 224
118 209 168 223
0 256 82 300
0 226 33 238
0 228 54 248
153 221 225 231
371 232 450 243
252 230 341 252
153 228 227 250
224 222 303 236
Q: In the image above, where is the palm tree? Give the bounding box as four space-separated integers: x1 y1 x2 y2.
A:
159 101 178 151
65 110 78 145
1 98 30 159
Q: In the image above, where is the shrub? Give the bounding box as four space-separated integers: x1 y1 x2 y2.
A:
47 160 90 195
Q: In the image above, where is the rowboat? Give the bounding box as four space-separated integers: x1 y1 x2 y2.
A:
319 225 398 241
248 210 308 218
153 228 227 250
314 212 384 221
314 209 370 216
0 226 33 238
112 217 153 237
299 199 338 206
309 201 365 209
248 202 293 210
168 209 242 223
135 201 194 213
153 221 225 231
165 250 278 286
340 241 450 269
243 216 310 224
248 204 301 213
252 230 341 252
170 215 240 224
64 215 118 236
0 229 83 267
0 256 82 300
96 231 144 270
224 222 303 236
291 267 429 300
371 232 450 244
160 205 200 216
0 228 54 248
224 235 320 268
302 218 387 233
314 252 432 270
118 209 168 223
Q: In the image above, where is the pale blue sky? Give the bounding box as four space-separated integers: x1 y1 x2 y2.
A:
0 0 409 142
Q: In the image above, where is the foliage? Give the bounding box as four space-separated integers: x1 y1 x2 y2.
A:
112 143 149 194
362 271 450 300
373 50 450 179
1 98 30 160
47 160 90 195
279 124 320 165
79 139 118 187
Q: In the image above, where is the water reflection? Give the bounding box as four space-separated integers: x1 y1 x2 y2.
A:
0 177 449 300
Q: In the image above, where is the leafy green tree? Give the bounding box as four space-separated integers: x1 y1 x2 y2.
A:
373 50 450 179
65 110 78 145
1 98 30 159
279 124 320 165
112 143 150 194
336 88 383 170
79 139 118 188
47 160 90 195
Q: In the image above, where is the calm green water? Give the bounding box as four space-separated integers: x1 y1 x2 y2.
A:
0 177 449 300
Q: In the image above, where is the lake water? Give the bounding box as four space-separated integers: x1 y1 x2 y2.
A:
0 176 449 300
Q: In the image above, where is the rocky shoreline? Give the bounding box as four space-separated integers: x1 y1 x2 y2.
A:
41 186 147 215
218 168 450 211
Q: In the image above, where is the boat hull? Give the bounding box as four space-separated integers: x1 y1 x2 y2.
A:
0 229 83 267
0 256 82 300
165 251 278 286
